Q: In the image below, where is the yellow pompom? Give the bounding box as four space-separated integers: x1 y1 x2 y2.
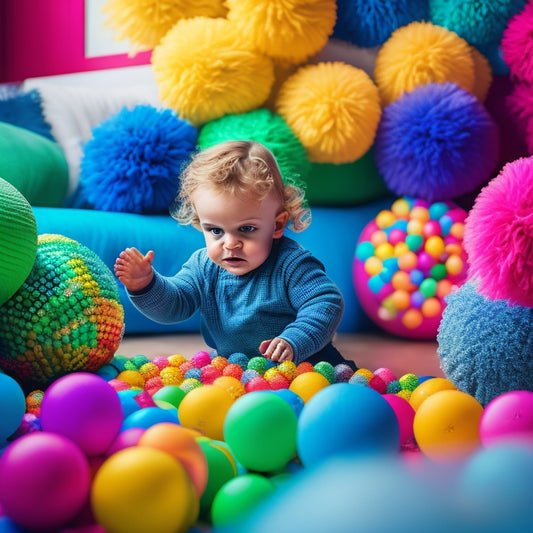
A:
469 46 492 103
276 62 381 164
226 0 337 64
152 17 275 126
374 21 476 107
102 0 227 52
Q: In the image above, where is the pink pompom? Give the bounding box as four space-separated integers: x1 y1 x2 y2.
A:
501 2 533 84
506 82 533 154
464 156 533 306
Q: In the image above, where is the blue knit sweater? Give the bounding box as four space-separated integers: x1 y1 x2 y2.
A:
128 236 344 364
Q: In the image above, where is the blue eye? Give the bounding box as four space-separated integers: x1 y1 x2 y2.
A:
209 228 223 236
240 226 256 233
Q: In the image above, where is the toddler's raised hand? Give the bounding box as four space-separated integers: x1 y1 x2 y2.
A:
114 247 155 292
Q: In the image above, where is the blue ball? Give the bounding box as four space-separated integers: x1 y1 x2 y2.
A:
0 374 26 443
121 406 179 431
297 383 400 467
268 389 305 418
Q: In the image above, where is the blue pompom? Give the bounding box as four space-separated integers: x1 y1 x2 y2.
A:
333 0 429 48
374 83 500 202
77 105 198 213
437 282 533 406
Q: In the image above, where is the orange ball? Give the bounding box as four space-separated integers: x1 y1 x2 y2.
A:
391 271 415 291
397 251 418 270
421 297 442 318
401 308 423 329
370 230 388 246
413 390 483 462
391 290 411 310
445 255 464 276
138 422 208 497
289 372 330 403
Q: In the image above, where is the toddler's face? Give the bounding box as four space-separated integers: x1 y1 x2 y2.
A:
191 186 288 275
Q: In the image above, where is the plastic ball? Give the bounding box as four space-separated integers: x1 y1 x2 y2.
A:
198 439 238 519
178 385 235 440
382 394 416 447
479 390 533 447
0 374 25 443
0 432 90 532
210 473 276 528
39 372 123 456
121 406 179 432
244 376 271 393
0 235 124 391
214 375 246 400
354 197 467 339
289 371 332 403
91 446 198 533
297 383 400 467
0 178 37 307
138 422 208 497
224 391 298 472
413 390 484 462
269 389 305 418
152 385 186 409
409 377 458 411
106 427 145 456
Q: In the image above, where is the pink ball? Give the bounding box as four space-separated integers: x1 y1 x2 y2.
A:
383 394 416 447
0 432 90 531
40 372 123 456
106 427 145 456
479 390 533 447
191 350 212 368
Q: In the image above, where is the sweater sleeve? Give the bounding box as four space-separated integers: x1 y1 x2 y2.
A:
127 251 204 324
277 251 344 364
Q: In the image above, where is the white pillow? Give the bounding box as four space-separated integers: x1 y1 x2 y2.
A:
21 80 163 198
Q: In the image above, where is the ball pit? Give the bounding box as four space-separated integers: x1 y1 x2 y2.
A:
354 197 468 339
1 344 532 532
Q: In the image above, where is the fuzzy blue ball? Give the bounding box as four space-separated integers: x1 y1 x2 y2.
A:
374 82 499 202
77 105 198 213
437 282 533 406
333 0 429 48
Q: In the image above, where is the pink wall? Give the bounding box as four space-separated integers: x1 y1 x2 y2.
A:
1 0 151 83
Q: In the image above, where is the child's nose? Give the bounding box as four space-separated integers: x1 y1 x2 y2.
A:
224 234 242 249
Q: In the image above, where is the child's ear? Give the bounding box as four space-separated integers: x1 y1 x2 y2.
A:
273 211 289 238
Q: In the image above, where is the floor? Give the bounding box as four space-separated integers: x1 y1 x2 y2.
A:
117 332 444 379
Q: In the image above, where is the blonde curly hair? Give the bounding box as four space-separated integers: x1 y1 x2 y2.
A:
171 140 310 232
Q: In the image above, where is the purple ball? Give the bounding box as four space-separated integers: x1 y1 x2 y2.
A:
0 432 90 531
40 372 123 456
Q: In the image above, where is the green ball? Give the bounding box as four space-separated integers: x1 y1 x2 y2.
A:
210 473 275 528
152 385 186 409
314 361 336 384
198 439 238 519
0 178 37 306
224 391 298 472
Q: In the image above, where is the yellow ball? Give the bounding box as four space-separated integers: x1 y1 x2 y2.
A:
226 0 336 64
376 210 396 229
364 256 383 276
91 446 198 533
391 197 411 217
410 377 458 411
116 370 144 388
178 385 235 440
289 371 330 403
374 21 475 107
213 376 246 401
276 62 381 163
375 242 395 260
445 255 464 276
424 236 445 258
152 17 274 126
413 390 483 462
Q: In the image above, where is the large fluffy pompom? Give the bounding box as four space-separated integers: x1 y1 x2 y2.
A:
506 82 533 154
464 156 533 307
374 21 476 107
275 62 381 164
152 17 274 126
437 282 533 406
501 1 533 84
78 105 197 214
102 0 227 52
226 0 337 64
198 109 310 190
429 0 526 47
333 0 429 48
374 82 500 202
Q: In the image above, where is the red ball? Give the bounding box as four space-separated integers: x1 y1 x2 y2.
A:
245 376 271 393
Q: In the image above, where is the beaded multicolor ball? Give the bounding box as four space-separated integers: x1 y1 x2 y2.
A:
353 197 468 339
0 234 124 391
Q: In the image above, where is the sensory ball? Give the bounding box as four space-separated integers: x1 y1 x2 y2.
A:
353 197 467 339
0 234 124 390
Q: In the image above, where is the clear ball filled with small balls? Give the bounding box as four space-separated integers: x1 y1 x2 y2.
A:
353 197 468 339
